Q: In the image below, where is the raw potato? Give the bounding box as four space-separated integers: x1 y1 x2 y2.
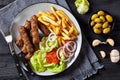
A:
110 49 120 63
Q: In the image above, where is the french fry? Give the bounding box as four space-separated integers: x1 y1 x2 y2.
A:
37 6 79 46
62 32 70 40
46 12 57 21
55 27 60 35
62 19 66 28
68 26 74 35
61 39 65 45
70 34 76 40
56 10 69 22
42 15 59 26
50 6 60 20
63 29 69 34
57 19 62 25
73 26 79 35
38 17 49 26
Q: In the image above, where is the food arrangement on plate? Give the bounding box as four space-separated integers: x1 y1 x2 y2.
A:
13 3 82 75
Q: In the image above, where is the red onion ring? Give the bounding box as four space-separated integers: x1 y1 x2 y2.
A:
56 47 72 62
65 41 77 53
56 47 63 61
46 32 57 48
48 32 56 42
62 46 75 58
56 41 77 62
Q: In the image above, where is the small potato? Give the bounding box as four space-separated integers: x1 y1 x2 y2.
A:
103 27 110 34
94 23 102 28
94 18 101 23
97 10 105 16
93 28 101 34
90 21 95 27
106 15 113 22
91 14 99 20
99 16 105 22
102 22 109 28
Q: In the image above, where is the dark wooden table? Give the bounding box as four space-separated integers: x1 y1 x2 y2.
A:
66 0 120 80
0 0 120 80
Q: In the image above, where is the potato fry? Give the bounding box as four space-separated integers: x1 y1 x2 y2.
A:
46 12 57 21
50 6 60 20
37 6 79 46
61 39 65 45
70 34 77 40
42 15 59 26
56 10 69 22
57 19 62 25
57 36 62 46
68 26 74 35
62 32 70 40
62 19 66 28
63 29 69 34
73 25 79 35
38 17 49 26
55 27 60 35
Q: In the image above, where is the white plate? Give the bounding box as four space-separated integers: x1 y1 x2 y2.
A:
10 3 82 76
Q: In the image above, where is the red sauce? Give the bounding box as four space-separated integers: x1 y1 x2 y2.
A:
46 50 60 64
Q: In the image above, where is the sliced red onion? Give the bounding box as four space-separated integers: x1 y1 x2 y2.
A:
46 39 49 48
56 47 72 62
48 32 56 42
62 46 70 58
65 41 77 53
62 45 75 58
56 47 63 61
46 32 57 48
46 38 57 49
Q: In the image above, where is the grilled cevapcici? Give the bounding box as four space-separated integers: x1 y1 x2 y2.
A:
16 15 51 60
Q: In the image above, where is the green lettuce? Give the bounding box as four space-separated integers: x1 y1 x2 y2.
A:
30 37 66 73
75 0 90 14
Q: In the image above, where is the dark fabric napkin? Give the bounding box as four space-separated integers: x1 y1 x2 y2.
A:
0 0 103 80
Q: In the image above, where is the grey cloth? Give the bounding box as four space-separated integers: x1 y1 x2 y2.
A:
0 0 103 80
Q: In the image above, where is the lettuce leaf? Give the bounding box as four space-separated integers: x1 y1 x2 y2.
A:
30 37 65 73
75 0 90 14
